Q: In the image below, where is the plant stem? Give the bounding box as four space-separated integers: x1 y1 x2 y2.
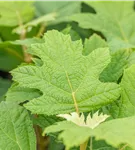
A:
119 144 128 150
65 71 79 115
34 125 49 150
16 10 32 63
90 137 93 150
36 23 46 38
80 140 88 150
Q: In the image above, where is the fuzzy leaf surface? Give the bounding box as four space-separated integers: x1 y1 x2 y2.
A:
11 30 120 115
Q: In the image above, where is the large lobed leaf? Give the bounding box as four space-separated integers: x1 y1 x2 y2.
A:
0 102 36 150
45 116 135 149
11 30 120 115
72 1 135 51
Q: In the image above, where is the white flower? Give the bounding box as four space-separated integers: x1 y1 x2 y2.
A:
57 111 109 129
86 111 109 129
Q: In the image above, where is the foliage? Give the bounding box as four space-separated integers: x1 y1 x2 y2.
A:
45 115 135 149
0 1 135 150
11 30 120 115
0 101 36 150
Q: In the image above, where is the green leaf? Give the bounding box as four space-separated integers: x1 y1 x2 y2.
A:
102 100 122 119
13 38 44 47
99 49 129 82
62 26 81 41
91 139 117 150
11 30 120 115
0 101 36 150
0 41 23 71
45 116 135 149
34 1 81 24
72 1 135 51
48 136 64 150
127 51 135 67
119 65 135 117
0 26 19 41
83 34 107 55
22 13 56 28
86 1 134 20
82 35 128 83
13 13 56 34
0 78 11 101
0 1 34 26
34 115 63 130
6 82 41 104
0 38 43 71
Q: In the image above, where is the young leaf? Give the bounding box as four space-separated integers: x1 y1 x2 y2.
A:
45 116 135 149
0 101 36 150
11 30 120 115
72 1 135 51
119 65 135 117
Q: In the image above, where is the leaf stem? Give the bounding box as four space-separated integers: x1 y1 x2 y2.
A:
80 140 88 150
119 144 128 150
16 10 32 62
65 71 79 115
36 23 46 38
90 137 93 150
72 92 79 115
34 124 49 150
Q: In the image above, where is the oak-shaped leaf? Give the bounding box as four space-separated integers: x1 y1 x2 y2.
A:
11 30 120 115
